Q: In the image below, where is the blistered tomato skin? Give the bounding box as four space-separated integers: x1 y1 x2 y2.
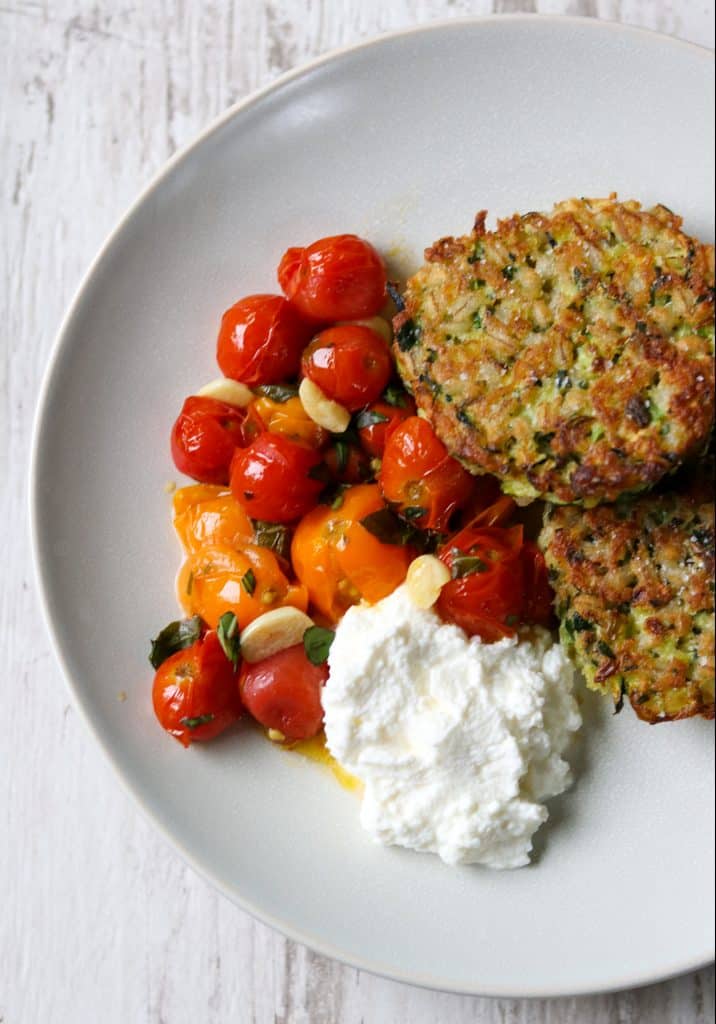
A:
379 416 476 531
239 644 327 740
291 484 412 622
301 325 393 412
171 396 247 485
357 396 417 458
278 235 387 322
230 432 324 523
152 631 243 747
216 294 314 386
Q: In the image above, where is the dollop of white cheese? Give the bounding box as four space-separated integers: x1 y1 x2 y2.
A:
323 585 581 869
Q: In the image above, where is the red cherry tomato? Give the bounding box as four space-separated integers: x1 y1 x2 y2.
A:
357 395 417 458
437 524 525 643
278 234 386 322
520 541 556 628
239 644 327 740
171 396 247 485
301 325 393 412
230 432 324 523
152 631 242 747
216 294 314 386
379 416 476 531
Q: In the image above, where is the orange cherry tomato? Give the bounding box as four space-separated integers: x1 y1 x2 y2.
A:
239 644 327 740
216 294 314 385
251 395 328 449
437 524 525 643
278 234 387 322
301 325 393 411
172 485 254 555
230 433 324 523
152 631 242 747
170 396 247 485
291 484 412 622
177 542 308 629
379 416 476 531
356 396 416 458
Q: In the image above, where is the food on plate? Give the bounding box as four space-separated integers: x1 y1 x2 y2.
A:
394 197 715 505
278 233 386 321
540 459 715 721
149 211 713 870
152 627 243 748
322 585 581 867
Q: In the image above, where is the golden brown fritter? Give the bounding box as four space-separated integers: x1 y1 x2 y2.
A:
539 461 715 722
394 197 715 505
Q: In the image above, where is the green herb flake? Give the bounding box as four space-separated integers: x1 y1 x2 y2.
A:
502 264 517 281
382 385 408 408
472 309 484 330
597 640 615 659
450 553 488 579
252 520 292 561
303 625 335 666
402 506 427 521
149 616 203 670
396 319 421 352
241 569 257 596
355 409 390 429
570 613 594 633
217 611 240 668
180 714 215 730
254 384 298 403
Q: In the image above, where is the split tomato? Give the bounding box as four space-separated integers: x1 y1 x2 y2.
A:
278 234 386 322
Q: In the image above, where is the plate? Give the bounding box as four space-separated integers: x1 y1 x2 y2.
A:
31 16 715 996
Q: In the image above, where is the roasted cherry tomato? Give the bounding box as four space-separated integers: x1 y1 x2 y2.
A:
301 325 393 412
239 644 327 740
177 542 308 629
291 484 412 621
520 541 556 628
379 416 476 531
171 396 247 485
152 630 242 747
172 485 254 554
216 294 314 386
437 523 525 643
251 394 328 449
356 395 417 458
278 234 386 322
230 433 324 523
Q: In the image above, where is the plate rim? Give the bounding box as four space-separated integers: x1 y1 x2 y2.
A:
29 13 715 998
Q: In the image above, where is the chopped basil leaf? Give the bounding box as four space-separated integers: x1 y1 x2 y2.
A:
254 384 298 403
149 616 202 670
382 385 409 408
333 439 349 473
252 520 292 561
402 506 427 520
241 569 257 596
450 553 488 579
217 611 240 668
180 714 215 730
355 409 390 429
360 507 435 552
303 625 335 666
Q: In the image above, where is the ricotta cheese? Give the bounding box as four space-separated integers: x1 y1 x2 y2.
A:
323 585 581 868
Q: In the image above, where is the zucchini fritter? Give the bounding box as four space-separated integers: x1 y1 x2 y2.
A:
539 462 715 722
395 197 715 505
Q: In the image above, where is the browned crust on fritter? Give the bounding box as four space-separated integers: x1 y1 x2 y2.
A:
394 197 715 505
539 462 715 722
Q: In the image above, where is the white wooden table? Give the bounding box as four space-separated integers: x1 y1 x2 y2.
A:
2 2 714 1021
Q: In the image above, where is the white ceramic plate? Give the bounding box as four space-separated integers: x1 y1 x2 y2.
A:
32 17 715 997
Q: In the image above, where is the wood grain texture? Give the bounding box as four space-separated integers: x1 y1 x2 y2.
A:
1 1 714 1021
